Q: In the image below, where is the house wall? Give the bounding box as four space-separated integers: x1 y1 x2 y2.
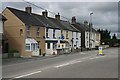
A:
91 32 96 48
55 29 61 39
68 31 72 48
45 28 60 55
72 32 77 49
95 32 101 46
85 32 89 48
34 27 46 55
62 30 66 40
3 8 29 57
77 32 81 48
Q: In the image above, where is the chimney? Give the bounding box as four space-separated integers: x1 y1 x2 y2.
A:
84 21 88 26
42 10 48 17
25 7 32 13
55 13 60 20
71 16 76 24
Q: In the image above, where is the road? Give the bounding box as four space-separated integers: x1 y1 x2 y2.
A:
2 48 118 79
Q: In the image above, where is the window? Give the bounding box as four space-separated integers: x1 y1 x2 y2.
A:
66 31 68 39
37 41 40 49
87 41 88 46
61 30 63 36
36 27 40 37
47 43 50 49
86 33 88 39
20 29 23 36
46 28 49 38
26 26 30 37
26 44 30 51
53 43 56 49
31 43 36 51
53 29 55 38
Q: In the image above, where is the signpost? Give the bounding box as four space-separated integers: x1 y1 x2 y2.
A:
98 47 104 56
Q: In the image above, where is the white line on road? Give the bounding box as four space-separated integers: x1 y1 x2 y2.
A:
14 70 42 78
54 55 106 68
80 52 85 54
54 60 83 68
89 56 105 60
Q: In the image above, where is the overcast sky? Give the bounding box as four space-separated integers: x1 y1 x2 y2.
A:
1 1 119 38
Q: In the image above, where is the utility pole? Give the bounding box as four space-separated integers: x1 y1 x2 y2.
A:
89 12 93 50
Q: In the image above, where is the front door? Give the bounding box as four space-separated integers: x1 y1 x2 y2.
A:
31 43 39 56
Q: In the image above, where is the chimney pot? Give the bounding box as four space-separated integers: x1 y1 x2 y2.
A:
25 7 32 13
71 16 76 24
42 10 48 17
84 21 88 25
55 13 60 20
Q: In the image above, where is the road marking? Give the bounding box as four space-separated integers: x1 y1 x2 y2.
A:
54 60 83 68
89 56 105 60
81 52 85 54
89 57 96 59
14 70 42 78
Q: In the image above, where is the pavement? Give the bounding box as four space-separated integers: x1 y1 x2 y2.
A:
2 55 58 66
2 47 119 79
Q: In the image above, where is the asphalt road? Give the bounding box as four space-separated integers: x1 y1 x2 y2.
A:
2 48 118 79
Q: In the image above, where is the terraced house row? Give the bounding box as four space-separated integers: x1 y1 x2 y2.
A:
1 7 100 57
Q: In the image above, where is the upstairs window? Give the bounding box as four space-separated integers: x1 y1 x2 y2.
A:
46 28 49 38
53 29 55 38
36 27 40 37
26 26 30 37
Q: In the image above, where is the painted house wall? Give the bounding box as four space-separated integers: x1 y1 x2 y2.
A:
95 32 101 46
72 32 77 49
77 32 81 48
2 8 31 57
62 30 66 40
91 32 96 48
68 31 72 48
45 28 61 55
85 32 90 48
85 31 96 49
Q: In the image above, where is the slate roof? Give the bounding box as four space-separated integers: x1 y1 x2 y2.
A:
49 17 79 32
6 7 44 26
72 22 96 33
32 13 60 29
60 20 79 32
6 7 82 32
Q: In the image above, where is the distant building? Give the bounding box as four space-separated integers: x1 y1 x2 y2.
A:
71 17 100 50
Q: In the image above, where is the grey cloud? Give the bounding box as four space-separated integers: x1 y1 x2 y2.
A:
1 2 118 33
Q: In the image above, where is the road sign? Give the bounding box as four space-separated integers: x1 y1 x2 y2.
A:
99 47 103 55
61 34 64 40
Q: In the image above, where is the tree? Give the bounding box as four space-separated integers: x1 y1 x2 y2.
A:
97 29 111 45
112 34 117 40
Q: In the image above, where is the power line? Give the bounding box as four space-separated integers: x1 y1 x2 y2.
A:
22 0 71 21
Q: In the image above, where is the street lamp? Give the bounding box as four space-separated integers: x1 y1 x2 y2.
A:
89 12 93 50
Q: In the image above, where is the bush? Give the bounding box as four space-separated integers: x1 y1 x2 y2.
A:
42 53 46 56
8 49 19 58
9 49 19 53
